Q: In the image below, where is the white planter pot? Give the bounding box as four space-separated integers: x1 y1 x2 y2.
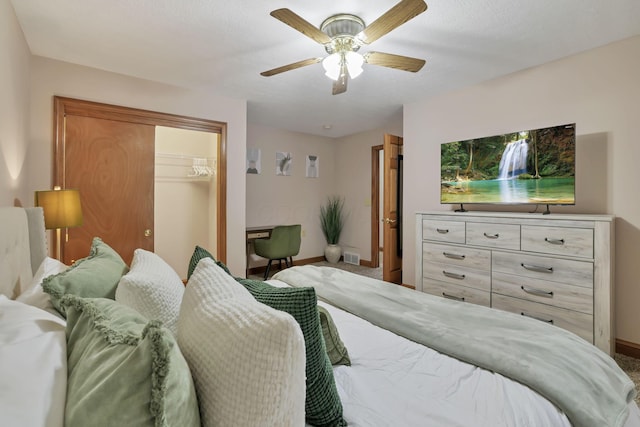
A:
324 244 341 264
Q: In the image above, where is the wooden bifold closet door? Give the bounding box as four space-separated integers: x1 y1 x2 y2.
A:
63 115 155 265
54 96 228 268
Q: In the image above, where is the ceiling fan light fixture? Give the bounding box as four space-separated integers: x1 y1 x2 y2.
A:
323 51 364 81
345 51 364 79
322 53 342 80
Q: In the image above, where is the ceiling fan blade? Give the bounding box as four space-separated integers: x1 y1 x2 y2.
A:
364 51 426 72
260 57 323 77
271 9 332 45
357 0 427 45
332 72 348 95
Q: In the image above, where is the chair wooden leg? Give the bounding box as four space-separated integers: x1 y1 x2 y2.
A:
264 260 273 280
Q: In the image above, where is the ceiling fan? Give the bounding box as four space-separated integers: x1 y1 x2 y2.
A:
260 0 428 95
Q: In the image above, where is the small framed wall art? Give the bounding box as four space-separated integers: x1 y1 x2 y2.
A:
306 155 319 178
276 152 292 176
246 148 261 174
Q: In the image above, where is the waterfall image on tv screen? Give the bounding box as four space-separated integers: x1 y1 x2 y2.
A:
440 123 576 205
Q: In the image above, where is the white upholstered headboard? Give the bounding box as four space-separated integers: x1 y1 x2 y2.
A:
0 207 47 298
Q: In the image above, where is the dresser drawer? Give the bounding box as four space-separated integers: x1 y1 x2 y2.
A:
422 242 491 270
492 272 593 314
418 211 613 354
521 226 593 259
492 294 593 343
422 279 490 307
423 219 465 244
423 261 490 291
492 251 593 288
466 222 520 250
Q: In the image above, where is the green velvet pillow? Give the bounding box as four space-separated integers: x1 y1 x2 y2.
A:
42 237 128 316
61 295 200 427
187 245 230 279
237 278 346 427
318 305 351 366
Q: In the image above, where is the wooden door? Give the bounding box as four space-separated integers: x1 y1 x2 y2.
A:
63 115 155 265
382 134 403 284
54 96 228 269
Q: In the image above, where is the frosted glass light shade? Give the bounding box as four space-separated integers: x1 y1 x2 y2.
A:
322 53 341 80
322 51 365 81
345 51 364 79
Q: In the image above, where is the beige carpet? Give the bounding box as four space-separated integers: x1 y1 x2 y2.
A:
616 353 640 404
253 261 640 402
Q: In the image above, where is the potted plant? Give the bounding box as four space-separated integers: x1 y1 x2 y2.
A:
320 196 344 263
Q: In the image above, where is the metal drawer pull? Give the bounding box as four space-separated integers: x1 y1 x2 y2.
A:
443 252 465 260
545 237 565 245
442 292 465 302
521 285 554 298
483 232 499 239
521 263 554 273
521 312 554 324
436 228 449 234
442 270 466 280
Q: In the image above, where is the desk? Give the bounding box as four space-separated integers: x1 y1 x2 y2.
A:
246 225 274 276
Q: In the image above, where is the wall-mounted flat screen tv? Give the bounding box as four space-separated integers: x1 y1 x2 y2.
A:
440 123 575 207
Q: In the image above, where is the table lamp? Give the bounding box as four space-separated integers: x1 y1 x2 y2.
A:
34 186 83 261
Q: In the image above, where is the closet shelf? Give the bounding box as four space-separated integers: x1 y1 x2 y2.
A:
155 152 216 178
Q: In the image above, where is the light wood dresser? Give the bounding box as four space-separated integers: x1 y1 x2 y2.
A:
415 211 615 355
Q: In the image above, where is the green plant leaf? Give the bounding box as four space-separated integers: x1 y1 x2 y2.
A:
320 196 344 245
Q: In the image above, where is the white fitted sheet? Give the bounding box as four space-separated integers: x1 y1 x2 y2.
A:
267 279 640 427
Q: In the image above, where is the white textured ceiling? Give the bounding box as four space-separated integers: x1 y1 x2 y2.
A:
11 0 640 137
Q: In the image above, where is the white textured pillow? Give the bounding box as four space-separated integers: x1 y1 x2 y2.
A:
178 258 305 427
115 249 184 336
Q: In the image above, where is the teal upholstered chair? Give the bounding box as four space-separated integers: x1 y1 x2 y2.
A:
254 224 301 279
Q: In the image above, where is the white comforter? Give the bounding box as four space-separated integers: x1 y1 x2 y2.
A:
321 299 568 426
267 278 640 427
0 295 67 427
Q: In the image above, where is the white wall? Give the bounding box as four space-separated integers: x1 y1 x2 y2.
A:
0 0 30 206
404 36 640 343
245 123 338 267
27 56 248 275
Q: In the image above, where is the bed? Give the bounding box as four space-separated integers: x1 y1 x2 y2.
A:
1 206 639 427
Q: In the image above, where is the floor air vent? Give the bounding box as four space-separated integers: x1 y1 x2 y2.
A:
343 251 360 265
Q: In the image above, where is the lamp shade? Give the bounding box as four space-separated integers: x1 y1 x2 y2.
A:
344 51 364 79
322 51 364 81
35 188 83 230
322 53 342 80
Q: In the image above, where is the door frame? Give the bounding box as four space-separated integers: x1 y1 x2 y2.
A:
53 96 228 263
